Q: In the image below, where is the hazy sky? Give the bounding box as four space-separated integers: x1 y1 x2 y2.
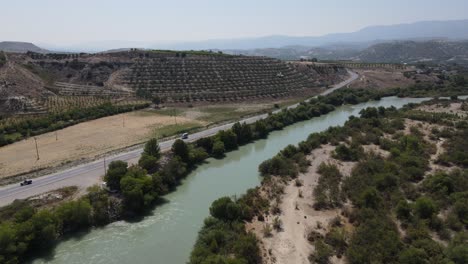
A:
1 0 468 44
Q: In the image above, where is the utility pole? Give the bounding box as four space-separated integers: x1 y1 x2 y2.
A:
173 109 178 125
55 131 58 141
104 156 107 175
122 115 125 128
34 137 40 160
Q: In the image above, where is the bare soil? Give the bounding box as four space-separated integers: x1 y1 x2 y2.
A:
247 145 356 264
417 102 466 117
348 69 416 90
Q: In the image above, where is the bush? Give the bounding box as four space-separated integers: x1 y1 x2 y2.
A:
55 200 92 232
333 143 364 161
313 163 344 209
212 140 225 158
346 213 402 264
209 197 242 222
310 239 333 264
258 155 298 177
216 130 238 151
414 197 437 219
138 153 159 172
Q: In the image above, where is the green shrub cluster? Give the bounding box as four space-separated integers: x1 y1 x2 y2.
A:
313 163 345 209
0 186 117 264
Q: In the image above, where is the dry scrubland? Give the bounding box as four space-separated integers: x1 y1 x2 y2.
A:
247 101 466 264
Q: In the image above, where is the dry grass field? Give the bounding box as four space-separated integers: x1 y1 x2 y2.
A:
0 100 291 179
0 111 202 179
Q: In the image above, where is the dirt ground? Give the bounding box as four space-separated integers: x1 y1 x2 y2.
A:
247 145 356 264
417 102 467 117
348 68 416 89
0 111 203 179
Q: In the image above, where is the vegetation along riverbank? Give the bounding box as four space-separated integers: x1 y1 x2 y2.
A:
190 96 468 264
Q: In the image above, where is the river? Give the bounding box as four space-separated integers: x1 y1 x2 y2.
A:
33 96 430 264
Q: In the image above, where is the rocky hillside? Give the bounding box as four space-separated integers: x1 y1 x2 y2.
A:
0 50 346 113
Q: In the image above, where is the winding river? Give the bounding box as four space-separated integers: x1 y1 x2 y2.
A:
33 96 430 264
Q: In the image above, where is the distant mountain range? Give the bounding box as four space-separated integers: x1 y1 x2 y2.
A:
2 19 468 65
160 19 468 51
31 19 468 52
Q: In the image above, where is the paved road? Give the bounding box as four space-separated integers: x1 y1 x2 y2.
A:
0 70 358 207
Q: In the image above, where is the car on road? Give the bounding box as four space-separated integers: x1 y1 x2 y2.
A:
20 180 33 186
181 133 189 139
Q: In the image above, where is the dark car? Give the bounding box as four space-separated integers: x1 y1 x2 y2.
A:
181 133 189 139
20 180 32 186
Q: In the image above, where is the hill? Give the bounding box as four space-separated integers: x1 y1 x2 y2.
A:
229 40 468 65
0 41 48 53
0 50 346 114
357 40 468 64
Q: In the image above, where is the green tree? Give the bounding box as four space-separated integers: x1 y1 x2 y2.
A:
161 156 187 186
212 140 225 158
104 161 128 191
172 139 190 163
120 166 156 212
143 138 161 159
217 130 238 151
254 120 268 138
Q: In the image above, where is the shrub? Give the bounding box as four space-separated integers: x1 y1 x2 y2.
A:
209 197 243 222
414 197 437 219
212 140 225 158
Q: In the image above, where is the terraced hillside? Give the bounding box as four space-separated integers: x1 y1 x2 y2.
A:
1 50 346 112
123 53 346 102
